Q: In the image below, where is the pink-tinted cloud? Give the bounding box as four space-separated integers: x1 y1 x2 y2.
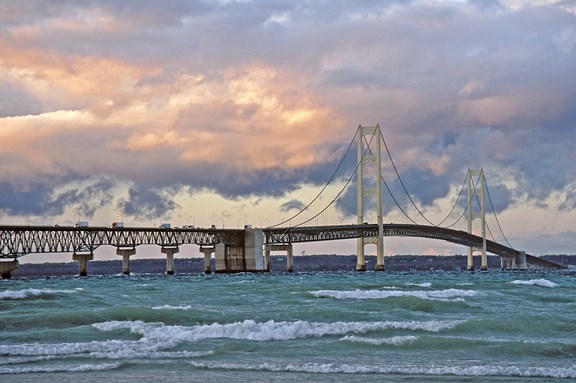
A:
0 1 575 258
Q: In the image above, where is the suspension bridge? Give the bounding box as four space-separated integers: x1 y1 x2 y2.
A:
0 125 564 278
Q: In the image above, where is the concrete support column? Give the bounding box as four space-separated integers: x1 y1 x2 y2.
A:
262 244 292 272
286 244 293 272
480 252 488 271
356 243 366 271
517 251 527 270
215 243 226 272
116 248 136 275
200 246 214 273
264 247 271 271
161 247 179 275
73 252 94 276
0 260 18 279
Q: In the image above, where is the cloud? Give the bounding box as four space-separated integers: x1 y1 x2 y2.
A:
0 0 575 238
280 199 306 213
117 185 178 221
0 176 115 219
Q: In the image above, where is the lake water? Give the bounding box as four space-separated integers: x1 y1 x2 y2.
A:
1 270 575 382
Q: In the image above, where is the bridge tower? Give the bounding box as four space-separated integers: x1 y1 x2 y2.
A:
356 125 385 271
466 168 488 270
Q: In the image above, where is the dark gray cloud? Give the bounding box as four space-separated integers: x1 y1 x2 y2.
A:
0 176 115 219
0 181 60 217
280 199 306 212
117 185 178 221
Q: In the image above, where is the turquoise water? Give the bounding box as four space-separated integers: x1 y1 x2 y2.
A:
1 271 575 382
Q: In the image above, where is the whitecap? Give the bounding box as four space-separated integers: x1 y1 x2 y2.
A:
0 288 77 300
189 361 576 379
509 279 559 288
340 335 418 346
92 318 464 343
310 288 477 301
0 362 120 374
406 282 432 288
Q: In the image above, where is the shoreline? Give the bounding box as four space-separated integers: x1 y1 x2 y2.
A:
5 254 575 278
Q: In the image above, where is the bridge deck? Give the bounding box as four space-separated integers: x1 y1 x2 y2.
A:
0 224 564 269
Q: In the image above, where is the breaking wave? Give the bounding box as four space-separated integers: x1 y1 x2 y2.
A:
189 361 576 379
0 288 78 300
509 279 559 288
310 288 477 301
92 318 463 342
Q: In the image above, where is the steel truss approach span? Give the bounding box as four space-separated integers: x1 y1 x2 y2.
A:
0 226 243 257
0 224 562 269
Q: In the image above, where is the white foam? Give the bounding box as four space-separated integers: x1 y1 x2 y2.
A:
340 335 418 346
0 338 159 357
0 362 120 374
92 318 463 343
189 361 576 379
406 282 432 287
509 279 559 288
0 288 78 300
310 288 477 301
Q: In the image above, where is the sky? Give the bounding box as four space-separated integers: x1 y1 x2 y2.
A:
1 0 576 263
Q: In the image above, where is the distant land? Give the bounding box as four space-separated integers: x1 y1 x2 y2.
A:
8 254 576 278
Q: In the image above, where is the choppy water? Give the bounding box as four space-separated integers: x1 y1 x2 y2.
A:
1 271 575 382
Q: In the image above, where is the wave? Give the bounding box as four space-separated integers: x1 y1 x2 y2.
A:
92 318 464 342
406 282 432 287
152 305 193 310
189 361 576 379
340 335 418 346
0 338 212 361
0 288 78 300
0 362 120 374
509 279 559 288
310 288 477 301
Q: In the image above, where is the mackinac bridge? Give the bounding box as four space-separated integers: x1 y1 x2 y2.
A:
0 125 564 278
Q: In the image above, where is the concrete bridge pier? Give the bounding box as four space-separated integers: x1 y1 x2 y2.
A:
0 260 18 279
263 244 293 272
161 246 179 275
501 251 527 270
117 248 136 275
73 252 93 276
200 246 214 273
286 244 293 272
264 247 271 271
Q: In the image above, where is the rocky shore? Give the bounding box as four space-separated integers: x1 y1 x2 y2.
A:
7 254 575 278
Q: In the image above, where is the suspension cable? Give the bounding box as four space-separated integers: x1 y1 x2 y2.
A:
484 178 514 248
293 130 380 227
380 174 418 224
269 125 363 228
